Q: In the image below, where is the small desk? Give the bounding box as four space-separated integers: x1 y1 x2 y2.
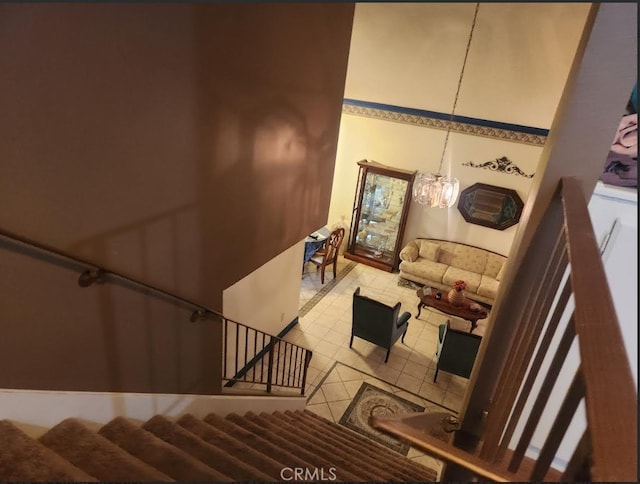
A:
303 226 331 264
416 287 488 333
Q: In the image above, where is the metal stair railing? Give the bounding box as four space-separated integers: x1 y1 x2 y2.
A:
0 226 312 395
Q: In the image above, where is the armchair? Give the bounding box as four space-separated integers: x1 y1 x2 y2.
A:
350 287 410 363
434 320 482 382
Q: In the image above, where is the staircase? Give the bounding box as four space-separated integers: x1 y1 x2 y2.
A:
0 409 438 482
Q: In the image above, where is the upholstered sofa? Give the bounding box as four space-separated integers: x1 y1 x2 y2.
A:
399 238 506 306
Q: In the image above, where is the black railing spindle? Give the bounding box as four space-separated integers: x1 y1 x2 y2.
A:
244 326 249 371
266 344 274 393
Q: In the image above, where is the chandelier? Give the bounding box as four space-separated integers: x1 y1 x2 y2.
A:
413 3 480 208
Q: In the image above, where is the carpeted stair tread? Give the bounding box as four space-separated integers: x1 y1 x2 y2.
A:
282 412 424 482
39 418 172 482
300 409 438 480
3 409 440 482
299 409 435 479
0 420 98 482
177 414 284 481
299 409 438 481
202 412 318 475
99 416 232 482
271 410 416 482
143 415 273 482
280 410 419 482
225 412 364 482
250 411 390 482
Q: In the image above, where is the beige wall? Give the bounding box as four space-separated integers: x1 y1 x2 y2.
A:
329 3 590 256
223 242 304 338
0 3 354 393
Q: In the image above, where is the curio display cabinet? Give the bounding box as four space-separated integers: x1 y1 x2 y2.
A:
344 159 416 272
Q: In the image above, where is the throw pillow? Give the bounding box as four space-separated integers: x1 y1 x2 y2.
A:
400 245 418 262
418 241 440 261
496 263 505 281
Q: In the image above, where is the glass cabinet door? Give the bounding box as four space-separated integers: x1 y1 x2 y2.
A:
345 160 416 272
355 173 408 262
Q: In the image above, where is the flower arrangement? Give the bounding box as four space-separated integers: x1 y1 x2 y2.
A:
453 280 467 292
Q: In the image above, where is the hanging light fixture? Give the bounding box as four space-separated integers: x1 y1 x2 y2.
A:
413 3 480 208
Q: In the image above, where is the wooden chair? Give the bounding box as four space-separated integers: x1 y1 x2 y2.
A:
309 227 345 284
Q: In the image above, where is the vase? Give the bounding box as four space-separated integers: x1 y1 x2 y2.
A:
448 288 466 307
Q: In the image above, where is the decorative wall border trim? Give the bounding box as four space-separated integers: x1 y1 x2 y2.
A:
463 156 535 178
342 98 549 146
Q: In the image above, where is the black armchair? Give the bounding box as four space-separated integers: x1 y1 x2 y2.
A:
350 287 410 363
434 320 482 382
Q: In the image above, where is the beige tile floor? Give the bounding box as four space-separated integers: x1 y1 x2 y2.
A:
293 255 473 411
284 255 488 478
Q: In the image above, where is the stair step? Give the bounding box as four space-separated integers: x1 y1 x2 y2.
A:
0 420 98 482
99 416 232 482
39 418 172 482
143 415 273 481
285 412 415 480
177 413 285 481
299 409 438 481
247 411 386 481
287 412 425 481
203 412 319 477
3 408 440 482
271 410 415 482
226 411 364 481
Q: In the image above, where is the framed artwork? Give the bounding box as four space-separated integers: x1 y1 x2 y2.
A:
600 83 637 188
457 183 524 231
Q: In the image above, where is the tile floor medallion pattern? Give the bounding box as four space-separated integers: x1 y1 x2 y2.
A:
308 361 460 475
338 381 424 455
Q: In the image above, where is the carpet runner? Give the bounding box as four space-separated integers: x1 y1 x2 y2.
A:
0 409 438 482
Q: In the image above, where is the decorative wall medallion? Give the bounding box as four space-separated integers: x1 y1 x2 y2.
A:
462 156 534 178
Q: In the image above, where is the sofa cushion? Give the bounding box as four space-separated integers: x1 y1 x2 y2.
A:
399 259 448 284
442 267 482 292
478 275 499 300
484 252 505 278
436 241 458 265
400 244 418 262
418 240 440 261
449 245 488 274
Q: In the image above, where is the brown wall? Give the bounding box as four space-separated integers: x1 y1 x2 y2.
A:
0 3 354 393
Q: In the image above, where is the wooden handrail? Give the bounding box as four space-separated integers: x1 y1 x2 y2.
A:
0 225 312 395
371 177 637 481
370 415 520 482
560 177 637 481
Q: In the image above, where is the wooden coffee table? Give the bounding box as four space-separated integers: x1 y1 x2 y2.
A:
416 287 488 333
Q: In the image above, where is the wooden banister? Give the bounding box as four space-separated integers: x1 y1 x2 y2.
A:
371 177 637 481
370 415 520 482
561 177 637 481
